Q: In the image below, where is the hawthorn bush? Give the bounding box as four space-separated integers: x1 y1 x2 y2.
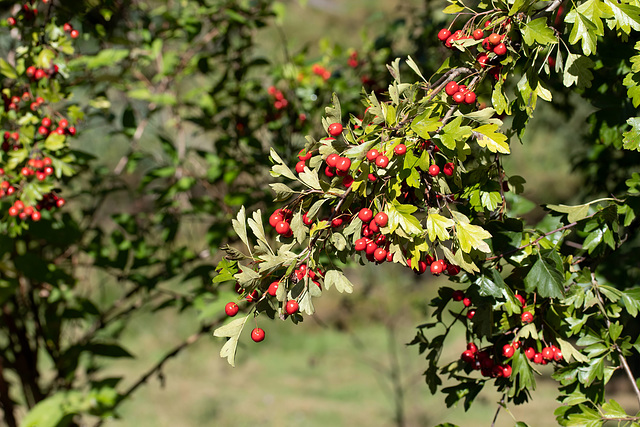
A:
213 0 640 425
0 1 399 425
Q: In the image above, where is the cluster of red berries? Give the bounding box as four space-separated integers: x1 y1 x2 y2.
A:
62 22 79 39
0 179 16 198
8 199 42 221
311 63 331 81
295 148 313 173
267 85 288 110
444 81 477 105
21 157 54 181
3 91 44 112
461 342 513 378
347 51 359 68
323 151 352 184
269 207 293 237
26 64 59 81
354 210 392 263
37 116 75 137
2 131 22 152
36 192 65 211
408 254 460 276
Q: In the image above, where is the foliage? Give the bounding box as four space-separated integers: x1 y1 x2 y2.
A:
213 0 640 425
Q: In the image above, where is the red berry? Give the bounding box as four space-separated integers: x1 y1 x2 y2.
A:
521 311 533 323
462 297 472 307
56 198 66 208
542 347 554 360
452 290 464 301
437 28 451 41
515 294 526 306
326 153 339 167
467 309 476 320
336 157 351 172
394 144 407 156
501 365 512 378
477 53 489 68
302 212 313 226
358 208 373 222
251 328 265 342
443 162 455 176
452 92 465 104
467 342 478 353
430 261 443 275
67 126 76 136
38 126 49 135
473 29 484 40
59 119 69 129
554 349 563 362
34 69 46 80
331 217 343 228
366 149 380 161
502 344 515 358
70 29 79 39
367 173 376 182
285 299 299 315
493 43 507 55
63 23 72 32
8 206 19 216
461 350 475 363
324 166 335 177
328 123 343 136
365 241 378 255
275 221 291 235
464 91 477 104
269 211 283 227
267 282 279 296
26 66 36 78
374 247 387 262
488 33 502 45
375 155 389 168
7 17 16 26
342 175 353 187
295 160 306 173
374 212 388 227
225 302 239 317
445 81 459 96
354 237 368 251
428 164 440 176
533 353 543 364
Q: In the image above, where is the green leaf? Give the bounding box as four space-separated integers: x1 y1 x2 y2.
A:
521 18 558 46
603 0 640 34
452 211 492 253
556 336 589 362
475 270 505 297
44 133 66 151
0 58 17 79
426 209 454 242
443 1 464 13
546 203 590 223
563 54 595 89
621 288 640 317
623 117 640 151
298 166 321 190
324 269 354 294
389 201 423 236
439 116 472 150
565 10 599 56
269 183 296 201
406 55 427 83
473 124 510 154
213 314 250 367
492 81 511 115
411 110 440 139
524 250 565 299
19 391 83 427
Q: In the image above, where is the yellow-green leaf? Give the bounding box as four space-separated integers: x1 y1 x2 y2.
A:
473 124 510 154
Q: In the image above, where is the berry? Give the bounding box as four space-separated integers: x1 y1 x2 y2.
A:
554 349 563 362
285 299 299 315
269 211 283 227
443 162 455 176
430 261 443 275
225 302 239 317
394 144 407 156
467 309 476 320
302 212 313 226
38 126 49 135
331 217 344 228
328 122 343 136
452 290 464 301
326 153 339 167
461 350 475 363
477 53 489 67
26 66 36 78
501 365 512 378
354 237 368 251
63 23 72 32
298 149 312 161
42 117 52 128
462 297 472 307
8 206 19 216
502 344 515 358
428 164 440 176
375 155 389 168
365 241 378 255
341 175 353 187
374 247 387 262
374 212 388 227
467 342 478 353
366 149 380 161
358 208 373 222
56 198 66 208
336 157 351 172
7 17 16 26
445 81 459 96
542 347 554 360
275 221 291 235
267 281 279 296
515 294 526 306
295 160 306 173
452 92 465 104
473 29 484 40
70 29 79 39
67 127 76 136
34 69 46 80
251 328 265 342
533 353 543 364
464 91 477 104
521 311 533 323
488 33 502 45
493 43 507 56
437 28 451 41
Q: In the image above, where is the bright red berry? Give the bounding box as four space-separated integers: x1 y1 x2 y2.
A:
326 153 339 167
502 344 515 358
467 342 478 353
285 299 299 315
515 294 526 306
70 29 79 39
358 208 373 222
430 261 443 275
394 144 407 156
225 302 239 317
467 309 476 320
336 157 351 172
493 43 507 55
521 311 533 323
275 221 291 235
473 29 484 40
501 365 512 378
328 122 343 136
437 28 451 41
267 282 279 296
533 353 543 364
375 155 389 168
355 237 368 251
63 23 72 32
374 247 387 262
374 212 388 227
542 347 554 360
445 81 459 96
462 297 472 307
428 164 440 176
488 33 502 45
366 149 380 162
443 162 455 176
295 160 306 174
251 328 265 342
464 91 477 104
452 91 465 104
